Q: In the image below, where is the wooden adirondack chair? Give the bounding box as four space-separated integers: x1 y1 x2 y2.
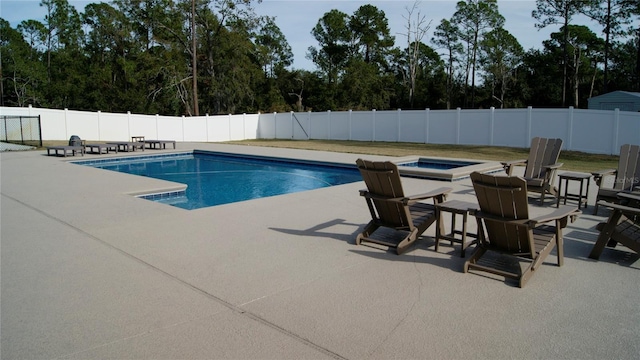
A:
591 144 640 214
589 192 640 260
502 137 564 205
355 159 452 255
465 172 579 287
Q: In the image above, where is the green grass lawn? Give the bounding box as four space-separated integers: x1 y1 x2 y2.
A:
226 139 619 173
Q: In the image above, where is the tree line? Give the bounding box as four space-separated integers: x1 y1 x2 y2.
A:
1 0 638 116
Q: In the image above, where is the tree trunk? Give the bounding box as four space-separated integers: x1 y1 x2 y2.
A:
602 0 611 93
562 5 569 107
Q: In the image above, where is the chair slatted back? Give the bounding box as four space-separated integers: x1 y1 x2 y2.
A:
356 159 410 228
471 172 535 257
614 144 640 192
524 137 563 180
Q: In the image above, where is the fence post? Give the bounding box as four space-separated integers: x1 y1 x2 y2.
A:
290 111 294 139
348 109 352 140
489 107 495 146
182 115 186 142
307 111 311 140
526 106 532 146
206 113 211 141
424 108 430 144
240 113 244 140
372 109 376 142
397 108 401 142
97 111 101 141
272 112 277 139
455 107 461 144
155 114 159 139
127 111 131 140
567 106 574 151
612 109 620 155
65 108 69 139
327 110 331 140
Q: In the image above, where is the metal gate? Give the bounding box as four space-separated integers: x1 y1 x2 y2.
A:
1 115 42 147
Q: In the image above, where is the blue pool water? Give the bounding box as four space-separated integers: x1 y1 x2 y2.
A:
76 151 362 210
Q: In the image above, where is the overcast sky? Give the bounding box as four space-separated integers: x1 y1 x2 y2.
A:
2 0 601 70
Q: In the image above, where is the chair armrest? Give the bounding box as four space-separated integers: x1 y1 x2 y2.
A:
360 187 452 205
470 211 533 227
544 163 563 170
471 206 580 228
591 168 617 177
501 159 527 167
501 160 527 175
617 191 640 202
359 190 395 200
591 169 617 186
597 200 640 215
529 206 580 225
359 191 433 204
405 187 452 204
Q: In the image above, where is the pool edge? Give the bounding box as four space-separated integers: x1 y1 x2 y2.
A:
393 155 504 181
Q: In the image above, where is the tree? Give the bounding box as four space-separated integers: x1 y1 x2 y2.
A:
521 49 563 107
413 43 447 109
17 20 47 54
546 25 604 107
307 9 351 86
400 1 431 108
533 0 586 106
82 2 133 111
479 28 523 108
349 4 394 65
584 0 634 93
255 17 293 77
432 18 463 109
622 0 640 91
339 59 393 110
1 19 47 106
607 37 639 91
452 0 504 108
339 5 395 110
195 1 264 114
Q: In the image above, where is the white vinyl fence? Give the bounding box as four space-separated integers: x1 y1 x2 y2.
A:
1 105 638 155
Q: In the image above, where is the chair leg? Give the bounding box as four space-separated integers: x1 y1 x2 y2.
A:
463 247 486 273
356 221 379 246
589 211 623 260
555 224 564 267
519 267 533 288
396 228 419 255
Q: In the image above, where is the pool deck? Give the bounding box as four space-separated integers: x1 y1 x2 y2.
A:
2 143 638 360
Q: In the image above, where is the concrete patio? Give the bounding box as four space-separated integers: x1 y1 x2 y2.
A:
1 143 638 359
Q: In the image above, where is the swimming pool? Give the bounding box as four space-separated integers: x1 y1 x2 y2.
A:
395 156 503 181
399 158 479 170
75 151 362 210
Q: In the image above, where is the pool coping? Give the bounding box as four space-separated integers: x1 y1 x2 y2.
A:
393 155 504 181
71 150 364 206
72 151 505 207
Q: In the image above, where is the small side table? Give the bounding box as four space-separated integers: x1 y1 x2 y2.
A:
434 200 478 257
131 136 145 143
557 171 590 209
